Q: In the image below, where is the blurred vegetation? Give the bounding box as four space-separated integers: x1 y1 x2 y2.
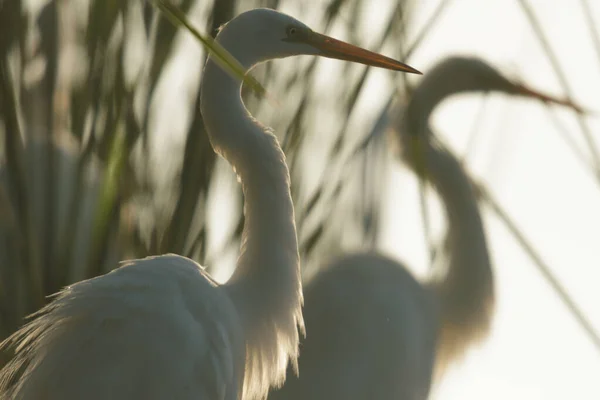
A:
0 0 599 369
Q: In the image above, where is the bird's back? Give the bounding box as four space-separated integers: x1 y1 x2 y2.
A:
269 253 438 400
0 255 244 400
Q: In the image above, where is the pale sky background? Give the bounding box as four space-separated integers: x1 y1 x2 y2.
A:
148 0 600 399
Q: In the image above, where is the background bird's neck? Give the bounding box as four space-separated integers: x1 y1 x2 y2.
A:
401 87 494 306
200 58 302 376
405 81 471 137
426 145 492 297
417 142 494 375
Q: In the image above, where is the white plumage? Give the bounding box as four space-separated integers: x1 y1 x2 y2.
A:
2 255 244 399
0 8 419 399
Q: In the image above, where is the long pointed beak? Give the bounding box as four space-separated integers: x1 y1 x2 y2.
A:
516 84 588 114
305 31 422 74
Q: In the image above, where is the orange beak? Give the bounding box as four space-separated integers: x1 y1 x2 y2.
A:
515 84 588 114
303 31 421 74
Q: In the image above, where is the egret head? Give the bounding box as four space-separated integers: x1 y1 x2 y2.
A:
216 8 421 73
417 57 584 112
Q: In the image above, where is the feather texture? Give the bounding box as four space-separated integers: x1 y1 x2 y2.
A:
0 255 244 399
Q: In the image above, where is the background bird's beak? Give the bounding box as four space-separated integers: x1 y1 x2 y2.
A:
305 31 422 74
515 84 588 114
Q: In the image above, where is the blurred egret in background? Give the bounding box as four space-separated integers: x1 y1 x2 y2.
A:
269 57 584 400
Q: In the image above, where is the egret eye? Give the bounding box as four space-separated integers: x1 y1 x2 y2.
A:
286 26 298 37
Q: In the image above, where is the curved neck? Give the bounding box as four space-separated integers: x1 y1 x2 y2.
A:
200 49 303 398
404 78 493 138
200 56 301 322
404 80 444 138
425 142 491 288
400 86 493 294
422 141 495 376
399 73 496 373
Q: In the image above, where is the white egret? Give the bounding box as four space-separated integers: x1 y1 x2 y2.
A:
0 8 420 400
268 57 584 400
